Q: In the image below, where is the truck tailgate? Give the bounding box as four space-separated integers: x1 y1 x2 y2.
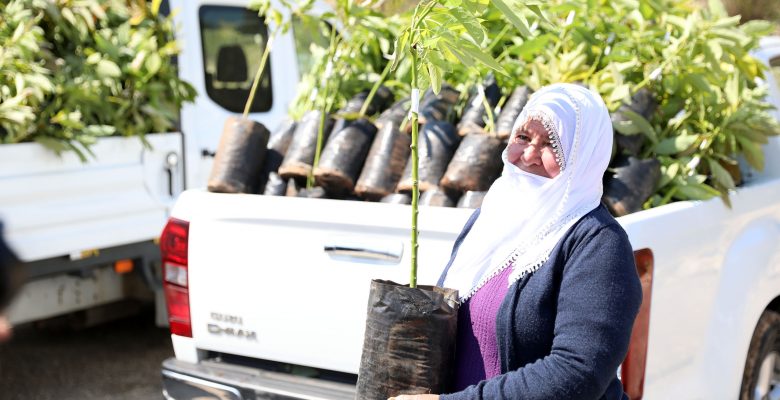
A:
0 133 182 262
180 191 473 374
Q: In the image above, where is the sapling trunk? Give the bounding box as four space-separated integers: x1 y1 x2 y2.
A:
307 29 339 189
243 31 276 118
359 61 395 118
410 50 420 289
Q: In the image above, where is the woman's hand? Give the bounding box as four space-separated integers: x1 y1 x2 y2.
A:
388 395 440 400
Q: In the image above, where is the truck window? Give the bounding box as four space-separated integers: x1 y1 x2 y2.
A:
291 17 331 76
199 6 272 113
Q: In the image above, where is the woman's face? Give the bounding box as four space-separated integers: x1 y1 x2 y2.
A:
506 119 562 178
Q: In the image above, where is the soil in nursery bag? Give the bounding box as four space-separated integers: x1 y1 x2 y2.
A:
418 85 461 125
256 118 297 192
314 118 378 196
440 133 504 193
208 116 270 194
263 172 287 196
419 187 458 207
612 88 657 157
278 110 335 180
457 191 486 209
457 77 501 136
603 156 661 217
380 193 411 205
355 120 412 201
375 97 411 132
356 280 459 400
397 121 461 193
496 86 533 140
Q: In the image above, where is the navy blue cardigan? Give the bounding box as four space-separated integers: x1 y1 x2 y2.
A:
437 205 642 400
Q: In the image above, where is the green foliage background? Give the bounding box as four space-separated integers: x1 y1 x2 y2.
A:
291 0 780 206
0 0 196 159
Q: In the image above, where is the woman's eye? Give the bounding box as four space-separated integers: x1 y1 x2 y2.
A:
516 135 530 142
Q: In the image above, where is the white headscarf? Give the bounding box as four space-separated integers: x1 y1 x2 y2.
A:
442 83 613 302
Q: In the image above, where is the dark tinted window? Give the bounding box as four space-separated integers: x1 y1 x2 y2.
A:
199 6 272 113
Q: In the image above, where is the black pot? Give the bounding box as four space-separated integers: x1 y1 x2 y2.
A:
356 280 459 400
314 118 378 196
440 133 504 194
207 116 270 194
603 156 661 216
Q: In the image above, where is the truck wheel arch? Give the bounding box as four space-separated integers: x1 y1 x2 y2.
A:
739 309 780 400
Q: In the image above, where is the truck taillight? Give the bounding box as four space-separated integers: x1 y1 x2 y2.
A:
621 248 654 400
160 218 192 338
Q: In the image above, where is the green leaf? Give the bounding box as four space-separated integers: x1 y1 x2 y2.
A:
613 119 642 135
655 134 698 155
427 50 449 72
426 62 442 95
97 59 122 78
84 125 117 137
390 30 409 71
457 42 508 75
741 20 774 38
724 74 739 107
706 40 723 62
526 4 550 24
451 7 485 45
443 43 475 68
707 158 735 190
658 162 680 188
34 136 70 154
145 53 162 75
686 73 712 93
514 34 552 61
492 0 532 37
676 182 720 200
621 109 658 143
736 135 765 170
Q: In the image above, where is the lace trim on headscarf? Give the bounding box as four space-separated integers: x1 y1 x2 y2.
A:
526 109 566 172
459 202 595 301
459 86 587 301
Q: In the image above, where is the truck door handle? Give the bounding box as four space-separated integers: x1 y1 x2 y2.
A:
324 241 403 263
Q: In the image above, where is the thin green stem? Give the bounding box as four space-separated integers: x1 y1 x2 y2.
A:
480 85 496 135
243 31 276 118
359 60 394 118
307 28 339 189
487 24 511 53
410 49 420 289
308 105 328 188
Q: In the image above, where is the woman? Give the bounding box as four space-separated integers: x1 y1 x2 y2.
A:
393 83 642 400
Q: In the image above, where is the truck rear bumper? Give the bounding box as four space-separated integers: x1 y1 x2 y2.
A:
162 358 357 400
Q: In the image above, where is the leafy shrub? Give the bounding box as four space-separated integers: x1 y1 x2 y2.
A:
0 0 196 159
308 0 780 206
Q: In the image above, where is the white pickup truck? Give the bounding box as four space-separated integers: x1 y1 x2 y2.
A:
159 38 780 399
0 0 325 326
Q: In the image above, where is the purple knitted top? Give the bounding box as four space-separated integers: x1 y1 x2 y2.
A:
452 265 515 391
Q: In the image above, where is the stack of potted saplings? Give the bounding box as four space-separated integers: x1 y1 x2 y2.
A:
207 0 780 220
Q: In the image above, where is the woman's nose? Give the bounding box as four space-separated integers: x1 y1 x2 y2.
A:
522 144 542 165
